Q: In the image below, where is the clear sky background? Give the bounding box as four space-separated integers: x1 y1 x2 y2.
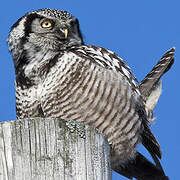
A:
0 0 179 179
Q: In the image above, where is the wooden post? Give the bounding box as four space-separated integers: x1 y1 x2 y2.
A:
0 118 112 180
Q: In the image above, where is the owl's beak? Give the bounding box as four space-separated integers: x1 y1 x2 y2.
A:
64 29 68 39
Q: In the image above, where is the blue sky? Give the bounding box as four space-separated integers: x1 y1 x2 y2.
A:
0 0 179 179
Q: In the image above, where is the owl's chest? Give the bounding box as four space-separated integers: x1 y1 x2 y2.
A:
40 54 90 104
38 57 142 161
18 53 142 161
40 54 140 127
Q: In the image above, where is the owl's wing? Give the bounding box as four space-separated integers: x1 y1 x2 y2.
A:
139 48 175 102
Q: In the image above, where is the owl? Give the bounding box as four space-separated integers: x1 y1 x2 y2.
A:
8 9 174 180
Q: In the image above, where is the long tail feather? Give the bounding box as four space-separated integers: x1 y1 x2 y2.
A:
113 152 169 180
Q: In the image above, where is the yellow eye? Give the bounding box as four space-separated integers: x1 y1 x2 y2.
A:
41 19 53 28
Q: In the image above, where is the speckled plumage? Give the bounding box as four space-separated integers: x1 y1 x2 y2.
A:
8 9 174 180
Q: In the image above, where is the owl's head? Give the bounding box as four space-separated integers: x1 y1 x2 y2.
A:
8 9 84 53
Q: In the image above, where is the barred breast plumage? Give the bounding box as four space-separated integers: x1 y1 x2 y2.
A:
16 45 141 164
9 9 173 179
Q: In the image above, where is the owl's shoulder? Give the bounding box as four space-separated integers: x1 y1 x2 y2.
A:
70 45 138 90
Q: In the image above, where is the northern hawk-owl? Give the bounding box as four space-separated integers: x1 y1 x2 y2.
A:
8 9 174 180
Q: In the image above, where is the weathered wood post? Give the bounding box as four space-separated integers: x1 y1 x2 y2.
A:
0 118 112 180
